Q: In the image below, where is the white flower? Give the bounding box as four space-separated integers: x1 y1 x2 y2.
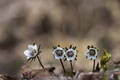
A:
85 48 98 60
24 44 38 60
53 47 65 60
65 48 77 61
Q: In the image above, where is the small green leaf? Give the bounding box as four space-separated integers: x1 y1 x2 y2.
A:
100 49 111 72
101 65 107 72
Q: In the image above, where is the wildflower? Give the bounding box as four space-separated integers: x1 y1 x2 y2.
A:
65 45 77 77
53 45 66 73
65 46 77 61
53 45 65 60
85 45 99 72
85 45 98 60
24 44 39 60
24 43 45 69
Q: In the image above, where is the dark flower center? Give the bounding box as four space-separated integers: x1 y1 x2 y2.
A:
89 49 96 56
67 51 74 57
31 49 36 56
55 50 63 56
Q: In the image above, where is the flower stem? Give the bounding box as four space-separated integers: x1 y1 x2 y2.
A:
60 59 66 73
92 60 96 72
37 56 45 70
70 61 73 77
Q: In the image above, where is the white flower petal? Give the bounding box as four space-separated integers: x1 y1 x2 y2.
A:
65 48 77 61
33 44 38 50
87 56 92 60
66 56 75 61
28 44 38 50
66 58 71 61
53 47 65 60
94 50 98 56
54 55 64 59
24 50 31 57
85 52 89 56
91 56 96 60
27 56 31 59
28 45 34 50
86 55 97 60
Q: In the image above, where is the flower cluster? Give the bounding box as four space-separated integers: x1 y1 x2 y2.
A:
52 45 77 76
23 43 111 77
53 45 77 62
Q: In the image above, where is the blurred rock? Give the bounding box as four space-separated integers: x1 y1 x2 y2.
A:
0 74 17 80
21 64 57 80
78 71 120 80
21 64 120 80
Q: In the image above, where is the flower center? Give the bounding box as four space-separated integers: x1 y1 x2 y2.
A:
89 49 96 56
31 49 37 56
67 51 74 57
55 50 63 56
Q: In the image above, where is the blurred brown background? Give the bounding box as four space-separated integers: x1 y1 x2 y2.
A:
0 0 120 77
